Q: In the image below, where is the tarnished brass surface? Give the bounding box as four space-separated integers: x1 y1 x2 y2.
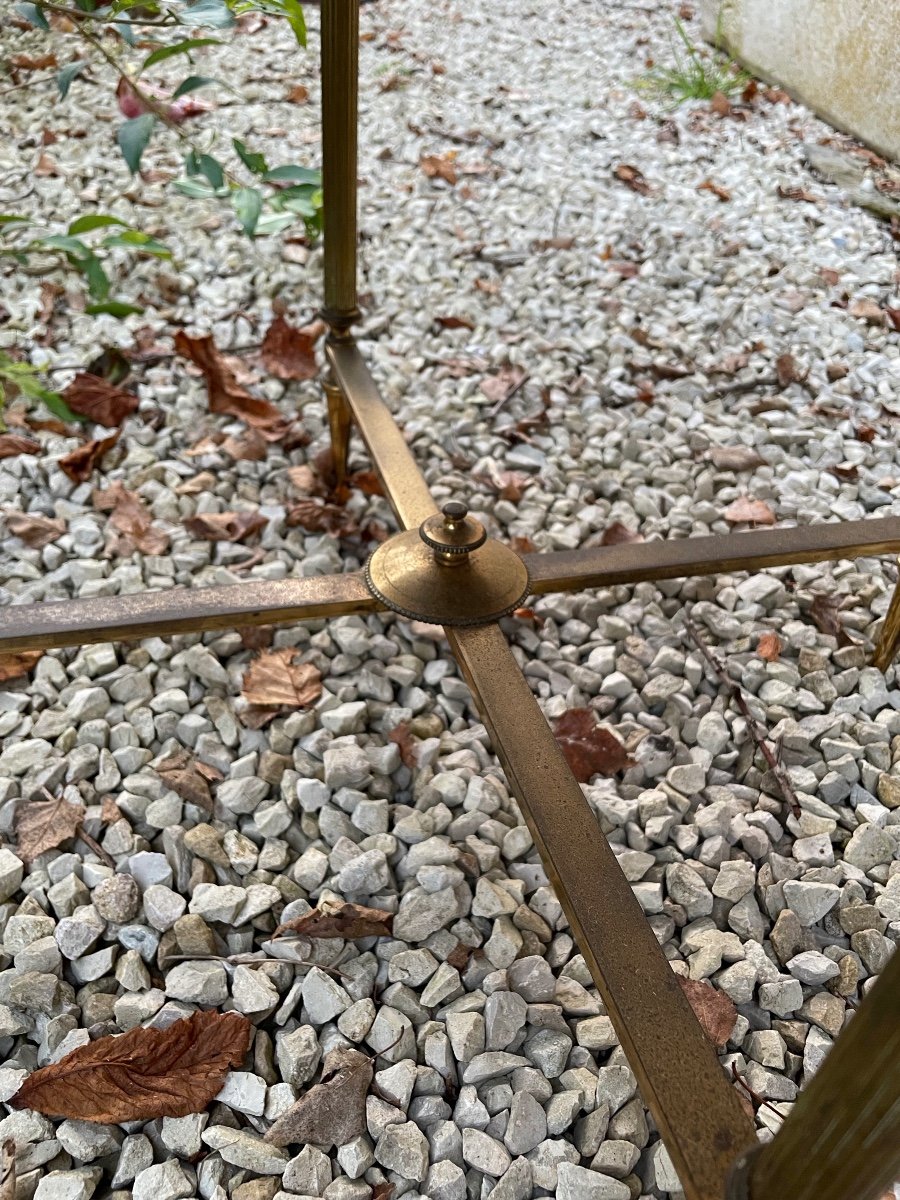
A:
447 623 758 1200
366 521 529 625
0 573 381 653
321 0 360 329
324 373 353 489
871 557 900 671
326 338 438 530
419 502 487 559
745 946 900 1200
523 519 900 594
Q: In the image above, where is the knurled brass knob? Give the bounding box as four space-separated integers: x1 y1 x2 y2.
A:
419 502 487 562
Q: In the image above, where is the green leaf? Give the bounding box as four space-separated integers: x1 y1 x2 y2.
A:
117 114 157 175
68 214 129 236
86 300 145 317
232 138 268 176
184 0 236 28
83 255 111 301
41 390 87 423
263 164 320 185
57 61 87 98
41 234 92 258
173 177 220 199
197 153 225 190
172 74 219 98
102 230 171 258
115 18 137 46
0 215 30 227
232 187 262 236
253 211 296 236
16 2 49 29
279 0 306 47
141 37 220 70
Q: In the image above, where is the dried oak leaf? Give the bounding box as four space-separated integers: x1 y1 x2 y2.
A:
93 481 169 555
183 511 267 542
241 647 322 709
154 748 222 813
274 899 394 941
15 794 86 864
808 593 853 647
265 1047 373 1149
0 434 41 460
613 164 651 195
553 709 634 782
698 179 731 202
0 650 43 685
722 496 776 526
678 977 737 1048
388 722 418 769
11 1010 251 1122
174 331 285 431
599 521 643 546
59 432 120 483
5 512 65 548
420 153 458 185
757 632 783 662
261 315 325 381
61 373 138 428
707 446 767 472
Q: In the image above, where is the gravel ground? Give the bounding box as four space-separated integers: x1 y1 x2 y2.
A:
2 0 900 1198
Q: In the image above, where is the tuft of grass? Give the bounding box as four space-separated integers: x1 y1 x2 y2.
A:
639 16 749 103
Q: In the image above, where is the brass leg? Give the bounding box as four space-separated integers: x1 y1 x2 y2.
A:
871 558 900 671
324 372 352 490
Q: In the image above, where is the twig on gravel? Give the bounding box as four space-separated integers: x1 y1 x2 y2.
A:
730 1063 785 1122
684 617 802 819
488 370 531 418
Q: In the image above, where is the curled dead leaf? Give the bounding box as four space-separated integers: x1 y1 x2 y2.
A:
479 364 528 405
698 179 731 202
261 315 325 381
264 1048 373 1149
4 512 65 548
174 331 286 431
388 722 418 769
774 352 803 388
11 1010 251 1122
722 496 776 526
241 647 322 710
509 534 536 554
61 373 138 428
0 434 41 460
155 748 222 813
93 481 169 555
420 153 458 185
678 977 737 1048
554 709 634 782
0 650 43 685
756 632 783 662
59 432 120 483
274 899 394 940
808 593 854 647
183 511 267 542
14 794 86 864
599 521 643 546
613 164 651 195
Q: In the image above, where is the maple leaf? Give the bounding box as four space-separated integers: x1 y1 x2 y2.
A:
11 1011 250 1122
707 446 767 472
14 794 86 864
0 650 43 685
757 632 783 662
183 511 267 542
261 315 325 381
599 521 643 546
61 373 138 428
388 723 418 769
698 179 731 202
678 977 737 1048
0 434 41 460
722 496 776 526
265 1048 372 1149
420 153 458 185
59 432 120 483
241 648 322 709
4 512 65 548
273 899 394 940
613 164 651 195
93 481 169 555
154 748 222 813
553 709 634 782
174 331 285 431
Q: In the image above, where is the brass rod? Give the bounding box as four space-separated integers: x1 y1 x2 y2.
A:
871 557 900 670
522 519 900 594
446 622 757 1200
744 947 900 1200
321 0 360 328
325 372 353 489
0 573 382 653
326 338 438 530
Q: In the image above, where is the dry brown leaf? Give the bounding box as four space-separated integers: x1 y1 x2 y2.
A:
613 164 651 195
479 364 527 404
554 709 634 782
808 593 853 646
221 427 268 461
849 298 885 325
176 471 217 496
59 432 120 483
183 511 267 542
855 423 877 444
0 434 41 460
775 352 803 387
886 308 900 332
273 899 394 940
678 977 737 1048
472 462 531 503
241 647 322 710
509 534 536 554
11 1010 251 1122
829 462 859 482
174 331 286 431
34 153 60 177
708 446 767 471
777 184 818 203
287 84 309 103
12 53 58 69
348 469 384 498
698 179 731 202
599 521 644 546
512 606 544 627
265 1048 373 1149
260 315 324 382
61 373 138 428
420 153 458 185
155 748 222 812
532 236 576 251
0 1136 14 1200
446 942 472 972
388 723 418 769
722 496 776 525
820 267 840 286
14 794 86 864
434 315 475 331
93 481 170 555
286 497 361 538
757 632 783 662
709 90 731 117
0 650 43 684
5 511 65 548
371 1185 395 1200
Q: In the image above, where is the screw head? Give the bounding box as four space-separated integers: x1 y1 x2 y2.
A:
442 501 468 523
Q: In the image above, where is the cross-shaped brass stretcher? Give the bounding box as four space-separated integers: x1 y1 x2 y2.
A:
2 5 900 1199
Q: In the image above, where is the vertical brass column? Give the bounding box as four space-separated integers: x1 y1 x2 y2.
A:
872 558 900 670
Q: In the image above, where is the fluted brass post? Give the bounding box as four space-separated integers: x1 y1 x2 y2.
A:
872 557 900 670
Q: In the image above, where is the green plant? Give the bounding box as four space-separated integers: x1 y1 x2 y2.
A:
0 351 75 428
638 15 748 103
